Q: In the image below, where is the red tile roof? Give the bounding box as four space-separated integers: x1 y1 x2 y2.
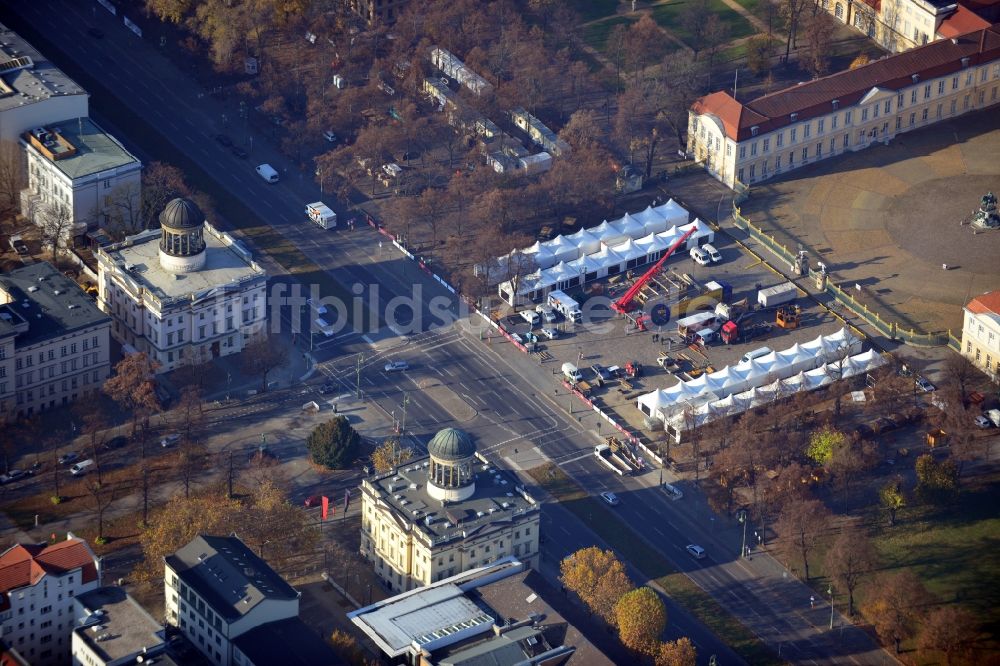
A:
0 538 98 611
938 5 991 38
692 23 1000 141
967 290 1000 314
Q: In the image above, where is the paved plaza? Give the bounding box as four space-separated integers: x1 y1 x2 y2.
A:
739 107 1000 335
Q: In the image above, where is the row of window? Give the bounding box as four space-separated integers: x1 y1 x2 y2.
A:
15 353 102 386
14 370 103 406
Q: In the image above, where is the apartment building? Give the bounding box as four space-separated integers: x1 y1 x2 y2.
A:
961 290 1000 379
360 428 541 593
164 535 299 666
0 23 88 142
0 262 111 421
0 535 101 666
688 23 1000 190
20 119 142 242
96 198 268 374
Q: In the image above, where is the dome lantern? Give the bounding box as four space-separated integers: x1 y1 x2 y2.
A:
158 197 207 273
426 428 476 502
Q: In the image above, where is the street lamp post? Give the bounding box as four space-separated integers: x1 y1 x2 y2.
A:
226 372 231 401
401 395 410 439
828 585 835 629
738 509 748 559
355 354 365 398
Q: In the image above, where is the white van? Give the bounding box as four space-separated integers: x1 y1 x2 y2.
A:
70 459 95 476
520 310 540 326
690 247 710 266
561 362 583 383
741 346 773 363
255 163 279 183
702 243 722 263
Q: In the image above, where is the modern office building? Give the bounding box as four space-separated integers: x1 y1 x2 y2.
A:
360 428 541 593
96 197 268 373
0 535 101 665
0 23 88 142
0 262 111 421
350 557 615 665
961 290 1000 378
20 118 142 242
71 586 180 666
687 23 1000 190
163 535 300 666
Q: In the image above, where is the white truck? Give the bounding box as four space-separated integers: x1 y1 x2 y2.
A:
306 202 337 229
757 282 798 308
987 408 1000 428
594 444 634 476
547 290 583 323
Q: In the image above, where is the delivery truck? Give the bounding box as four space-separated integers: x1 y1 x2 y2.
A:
757 282 799 308
547 290 583 323
306 202 337 229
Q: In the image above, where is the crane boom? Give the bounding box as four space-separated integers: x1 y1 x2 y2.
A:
611 226 697 314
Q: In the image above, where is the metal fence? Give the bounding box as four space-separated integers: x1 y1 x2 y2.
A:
733 203 951 347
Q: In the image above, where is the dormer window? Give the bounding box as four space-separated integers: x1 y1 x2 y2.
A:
790 112 798 121
832 100 839 110
911 74 919 83
961 57 970 68
750 126 759 137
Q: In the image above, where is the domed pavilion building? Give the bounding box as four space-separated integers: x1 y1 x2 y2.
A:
95 197 268 373
360 427 541 593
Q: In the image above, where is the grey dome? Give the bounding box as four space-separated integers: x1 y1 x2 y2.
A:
427 428 476 461
159 197 204 230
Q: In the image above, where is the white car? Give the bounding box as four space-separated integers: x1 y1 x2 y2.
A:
686 544 706 559
540 327 559 340
600 491 620 506
384 360 409 372
915 377 936 392
974 415 993 428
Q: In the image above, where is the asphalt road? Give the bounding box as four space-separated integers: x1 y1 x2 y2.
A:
1 2 889 663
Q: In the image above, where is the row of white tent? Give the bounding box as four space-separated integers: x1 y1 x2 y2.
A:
636 328 885 438
494 200 715 305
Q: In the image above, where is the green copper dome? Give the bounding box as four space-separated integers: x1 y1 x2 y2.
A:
427 428 476 462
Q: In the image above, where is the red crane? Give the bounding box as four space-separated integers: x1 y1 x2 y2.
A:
611 226 697 315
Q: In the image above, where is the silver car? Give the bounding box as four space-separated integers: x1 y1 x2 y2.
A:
384 360 409 372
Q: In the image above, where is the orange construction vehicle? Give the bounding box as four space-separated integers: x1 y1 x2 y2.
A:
776 305 801 330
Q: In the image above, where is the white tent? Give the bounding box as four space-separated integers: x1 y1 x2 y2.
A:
635 231 672 259
591 245 625 275
542 260 579 287
614 212 646 239
542 235 580 263
521 242 556 270
654 199 689 226
567 254 603 276
611 238 647 263
633 204 669 235
565 228 603 255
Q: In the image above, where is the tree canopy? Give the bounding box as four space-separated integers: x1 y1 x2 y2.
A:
307 416 361 469
559 547 634 623
614 586 667 655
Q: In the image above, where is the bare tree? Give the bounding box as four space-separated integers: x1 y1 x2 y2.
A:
774 498 832 579
824 526 877 615
176 436 207 499
40 202 74 260
779 0 810 62
0 139 26 218
85 477 118 544
103 353 162 439
241 334 289 393
942 354 979 406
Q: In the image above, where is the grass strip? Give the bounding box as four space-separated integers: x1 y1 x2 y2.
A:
2 11 380 330
527 463 781 665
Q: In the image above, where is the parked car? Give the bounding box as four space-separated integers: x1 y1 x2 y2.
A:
58 452 80 465
319 382 336 395
0 470 28 484
600 491 620 506
662 483 683 500
540 327 559 340
230 145 248 159
214 133 233 148
591 364 613 382
974 415 993 428
384 360 409 372
686 544 707 559
161 434 181 448
915 377 936 392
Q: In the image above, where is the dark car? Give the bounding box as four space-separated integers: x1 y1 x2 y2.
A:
231 145 248 159
58 452 80 465
319 382 336 395
214 134 233 148
0 470 30 484
104 436 128 451
87 27 104 39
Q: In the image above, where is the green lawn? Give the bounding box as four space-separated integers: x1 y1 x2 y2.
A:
527 463 781 665
651 0 757 45
567 0 621 23
872 484 1000 645
581 15 638 52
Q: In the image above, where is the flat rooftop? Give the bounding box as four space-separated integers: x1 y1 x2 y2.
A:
74 587 165 663
30 117 139 180
368 454 537 542
104 225 265 303
0 23 86 113
0 262 109 346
